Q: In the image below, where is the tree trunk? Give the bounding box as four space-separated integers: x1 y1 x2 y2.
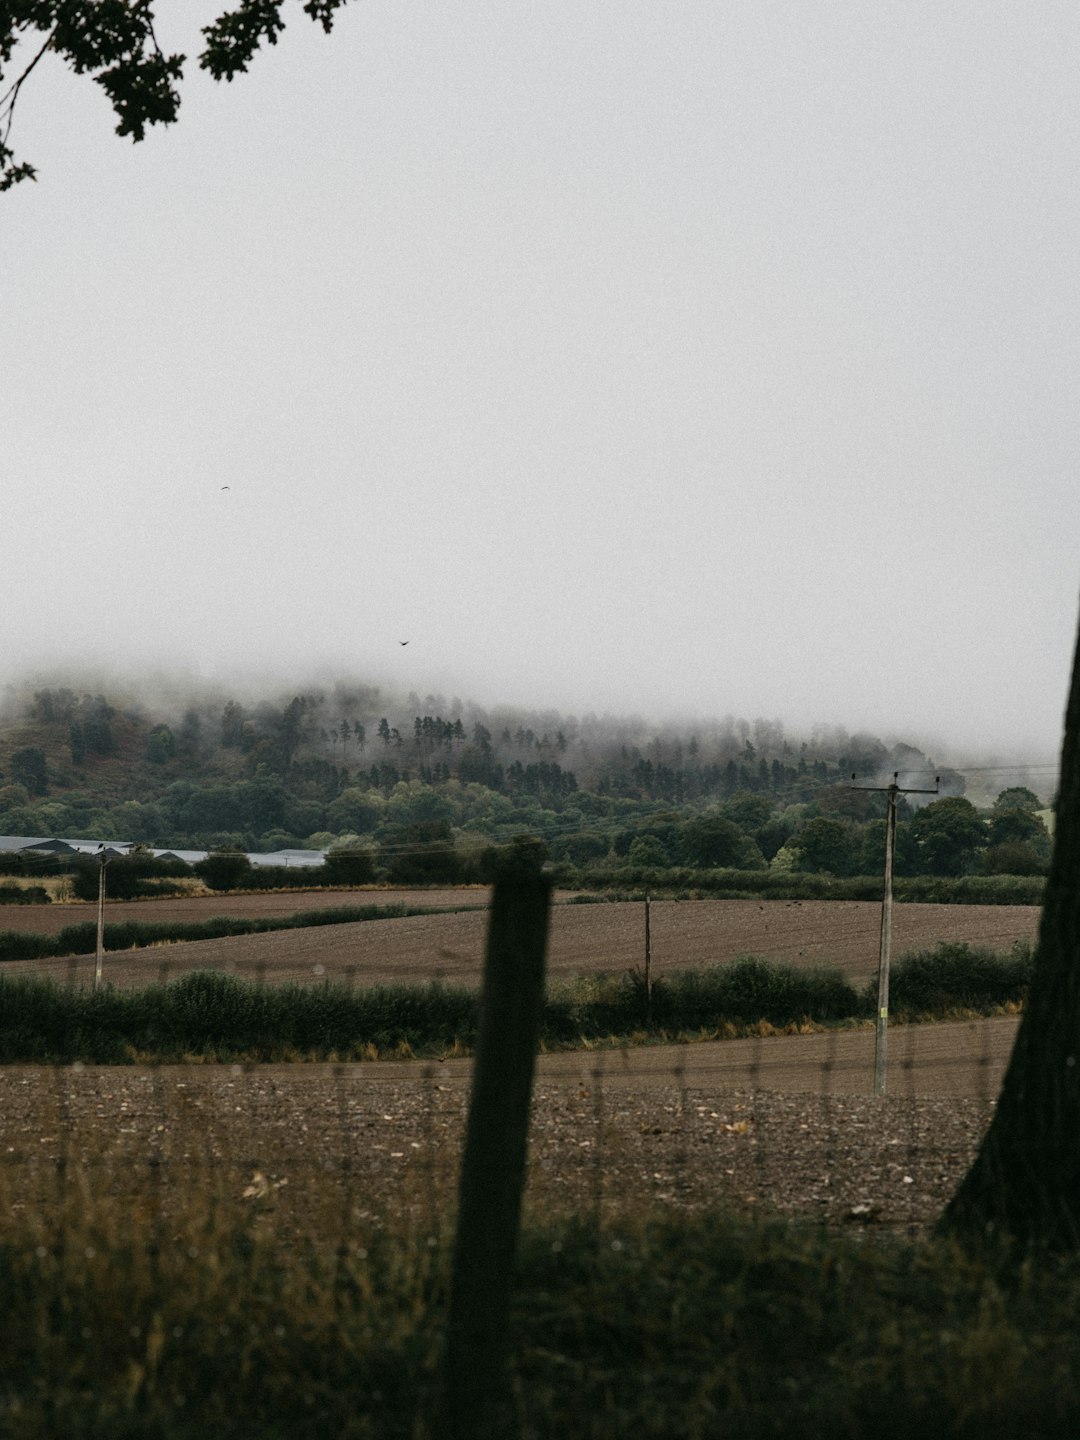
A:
942 598 1080 1250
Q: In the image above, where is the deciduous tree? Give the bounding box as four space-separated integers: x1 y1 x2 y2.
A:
10 745 48 796
323 841 375 886
1 0 352 189
793 816 857 876
987 804 1051 862
144 724 176 765
194 849 252 892
993 786 1043 814
678 813 764 871
911 796 985 876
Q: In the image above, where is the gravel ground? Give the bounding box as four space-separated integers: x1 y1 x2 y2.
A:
0 1017 1015 1238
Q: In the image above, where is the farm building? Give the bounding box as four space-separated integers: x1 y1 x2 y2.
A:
0 836 326 868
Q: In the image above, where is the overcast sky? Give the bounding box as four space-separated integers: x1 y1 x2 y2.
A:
4 1 1078 763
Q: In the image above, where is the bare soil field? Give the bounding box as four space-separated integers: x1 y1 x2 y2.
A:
0 891 1028 1232
1 891 1040 992
0 884 492 935
0 1017 1014 1234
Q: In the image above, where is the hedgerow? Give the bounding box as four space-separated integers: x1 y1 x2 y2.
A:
0 943 1034 1064
0 901 472 963
553 866 1045 905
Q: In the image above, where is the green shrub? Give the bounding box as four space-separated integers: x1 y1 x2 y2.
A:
880 941 1034 1016
195 850 254 891
0 901 469 965
0 946 1034 1064
552 865 1044 906
892 874 1045 905
236 863 330 889
322 848 376 885
0 882 49 905
0 971 482 1063
541 958 858 1044
0 930 55 962
0 852 66 876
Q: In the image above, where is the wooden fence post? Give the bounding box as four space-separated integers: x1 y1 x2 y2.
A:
437 855 552 1439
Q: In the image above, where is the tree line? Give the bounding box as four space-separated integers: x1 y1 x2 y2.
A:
0 685 1051 885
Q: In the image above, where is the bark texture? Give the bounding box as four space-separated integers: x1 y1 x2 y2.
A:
943 600 1080 1249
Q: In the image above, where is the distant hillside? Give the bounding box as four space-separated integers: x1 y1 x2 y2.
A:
0 674 1055 885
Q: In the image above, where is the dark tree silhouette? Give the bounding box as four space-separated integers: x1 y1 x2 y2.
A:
1 0 352 189
943 598 1080 1251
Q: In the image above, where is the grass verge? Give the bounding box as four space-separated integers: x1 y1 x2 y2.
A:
2 1184 1079 1438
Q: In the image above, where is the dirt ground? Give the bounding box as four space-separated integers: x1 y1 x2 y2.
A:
1 890 1031 1233
0 1017 1015 1236
1 890 1040 991
0 884 491 935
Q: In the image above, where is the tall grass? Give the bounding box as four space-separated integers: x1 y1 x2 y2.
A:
2 1179 1080 1438
0 943 1033 1064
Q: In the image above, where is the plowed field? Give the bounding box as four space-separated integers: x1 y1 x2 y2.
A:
0 1017 1017 1231
1 887 1032 1230
0 885 491 935
1 890 1039 991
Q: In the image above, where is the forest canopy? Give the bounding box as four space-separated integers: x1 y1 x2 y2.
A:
0 677 1052 888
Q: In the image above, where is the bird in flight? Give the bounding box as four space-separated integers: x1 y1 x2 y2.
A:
221 485 230 490
399 640 409 646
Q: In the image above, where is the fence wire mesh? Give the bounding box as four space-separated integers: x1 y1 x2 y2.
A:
0 1009 1009 1251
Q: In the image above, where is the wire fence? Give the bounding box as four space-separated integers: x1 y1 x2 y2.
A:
0 1015 1009 1247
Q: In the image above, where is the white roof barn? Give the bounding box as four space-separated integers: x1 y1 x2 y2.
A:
245 849 325 868
0 836 327 869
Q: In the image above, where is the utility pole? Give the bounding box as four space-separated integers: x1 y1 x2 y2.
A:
644 894 652 1012
94 846 111 991
850 771 939 1094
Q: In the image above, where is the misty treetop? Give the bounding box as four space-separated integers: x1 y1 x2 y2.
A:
0 678 1052 884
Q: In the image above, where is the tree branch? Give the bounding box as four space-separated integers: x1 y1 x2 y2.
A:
1 24 57 145
1 0 354 189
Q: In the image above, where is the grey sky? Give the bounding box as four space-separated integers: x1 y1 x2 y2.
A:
4 2 1078 761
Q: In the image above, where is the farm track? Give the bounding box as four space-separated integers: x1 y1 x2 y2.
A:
0 889 1040 990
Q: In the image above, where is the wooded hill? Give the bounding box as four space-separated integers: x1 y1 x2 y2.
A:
0 678 1053 886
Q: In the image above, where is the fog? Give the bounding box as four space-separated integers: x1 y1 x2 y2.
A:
4 2 1078 766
